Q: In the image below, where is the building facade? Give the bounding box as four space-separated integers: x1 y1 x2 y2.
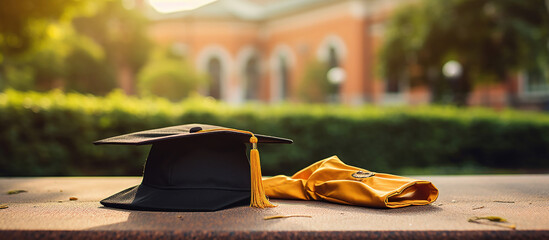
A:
144 0 549 109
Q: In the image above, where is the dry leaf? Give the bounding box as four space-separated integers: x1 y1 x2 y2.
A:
493 200 515 203
7 190 27 195
468 216 516 230
470 216 507 222
0 204 8 209
69 197 78 201
264 215 312 220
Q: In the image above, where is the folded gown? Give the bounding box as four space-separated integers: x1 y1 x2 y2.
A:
263 156 439 208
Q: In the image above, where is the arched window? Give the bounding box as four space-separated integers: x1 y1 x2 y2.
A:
317 35 347 66
270 44 295 102
327 45 343 102
317 36 347 103
207 57 222 99
328 46 339 69
279 56 289 100
244 56 260 100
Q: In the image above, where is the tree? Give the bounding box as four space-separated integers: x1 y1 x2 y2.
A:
71 0 151 94
0 0 151 95
298 60 337 103
0 0 85 90
137 48 206 101
380 0 549 105
0 0 83 56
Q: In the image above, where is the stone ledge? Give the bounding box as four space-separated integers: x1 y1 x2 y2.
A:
1 230 549 240
1 175 548 239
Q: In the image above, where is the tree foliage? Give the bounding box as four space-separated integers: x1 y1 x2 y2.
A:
298 60 332 103
380 0 549 105
0 0 151 95
137 48 206 101
0 0 84 56
71 0 151 93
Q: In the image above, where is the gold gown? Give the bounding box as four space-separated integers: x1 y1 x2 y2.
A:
264 156 439 208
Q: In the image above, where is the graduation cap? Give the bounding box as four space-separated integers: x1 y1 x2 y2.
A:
94 123 292 211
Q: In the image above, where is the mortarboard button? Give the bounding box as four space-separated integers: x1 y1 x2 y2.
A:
189 126 202 133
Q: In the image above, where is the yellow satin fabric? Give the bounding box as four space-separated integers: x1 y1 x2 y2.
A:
263 156 439 208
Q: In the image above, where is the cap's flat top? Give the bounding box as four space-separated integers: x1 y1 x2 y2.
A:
94 124 293 145
0 175 548 238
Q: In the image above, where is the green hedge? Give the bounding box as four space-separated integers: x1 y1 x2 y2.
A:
1 89 549 176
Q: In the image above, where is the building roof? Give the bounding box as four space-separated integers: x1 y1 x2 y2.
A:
146 0 338 21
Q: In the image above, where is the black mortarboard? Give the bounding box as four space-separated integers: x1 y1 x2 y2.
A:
95 123 292 211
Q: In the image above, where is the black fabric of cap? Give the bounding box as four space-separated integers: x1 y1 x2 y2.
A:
96 123 292 211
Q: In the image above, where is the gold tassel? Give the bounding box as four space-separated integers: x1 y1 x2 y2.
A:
249 136 276 208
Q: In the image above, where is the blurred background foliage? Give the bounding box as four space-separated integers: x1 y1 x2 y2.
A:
0 0 150 95
0 0 83 57
380 0 549 106
1 89 549 176
137 47 206 101
298 60 333 103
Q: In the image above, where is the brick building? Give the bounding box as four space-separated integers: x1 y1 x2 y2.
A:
142 0 549 109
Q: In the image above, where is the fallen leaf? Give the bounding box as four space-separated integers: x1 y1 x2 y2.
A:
493 200 515 203
472 206 485 210
470 216 507 222
264 215 312 220
69 197 78 201
7 190 27 195
468 216 516 230
0 204 8 209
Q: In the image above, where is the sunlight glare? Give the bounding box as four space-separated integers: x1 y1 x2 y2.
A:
148 0 217 13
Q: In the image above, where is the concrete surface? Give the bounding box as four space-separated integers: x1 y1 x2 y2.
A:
0 175 548 239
